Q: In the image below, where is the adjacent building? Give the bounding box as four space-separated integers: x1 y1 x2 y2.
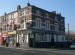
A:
0 3 65 48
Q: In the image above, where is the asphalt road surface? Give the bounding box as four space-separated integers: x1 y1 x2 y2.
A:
0 47 75 55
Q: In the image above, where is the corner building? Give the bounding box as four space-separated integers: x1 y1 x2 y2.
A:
0 3 65 48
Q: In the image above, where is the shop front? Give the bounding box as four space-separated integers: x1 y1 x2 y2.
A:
2 32 8 46
0 33 4 45
7 31 16 47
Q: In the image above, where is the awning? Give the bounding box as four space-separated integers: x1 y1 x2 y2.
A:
8 31 16 35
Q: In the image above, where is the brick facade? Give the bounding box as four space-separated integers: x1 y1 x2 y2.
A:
0 3 65 48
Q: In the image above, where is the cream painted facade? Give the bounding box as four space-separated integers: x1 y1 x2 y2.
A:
8 12 18 25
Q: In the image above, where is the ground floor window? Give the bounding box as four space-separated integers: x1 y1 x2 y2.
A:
35 33 51 42
18 34 24 43
35 33 41 42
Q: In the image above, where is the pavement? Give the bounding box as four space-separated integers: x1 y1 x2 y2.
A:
0 46 75 55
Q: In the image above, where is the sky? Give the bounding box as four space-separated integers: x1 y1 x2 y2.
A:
0 0 75 32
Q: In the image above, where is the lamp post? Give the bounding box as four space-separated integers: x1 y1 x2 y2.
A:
65 23 70 41
68 24 70 42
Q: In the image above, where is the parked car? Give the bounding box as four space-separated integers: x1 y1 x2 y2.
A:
70 43 75 48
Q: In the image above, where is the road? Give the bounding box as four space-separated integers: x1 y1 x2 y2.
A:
0 47 75 55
